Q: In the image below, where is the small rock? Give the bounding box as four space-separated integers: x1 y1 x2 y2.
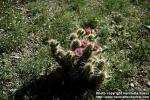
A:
11 53 21 59
11 55 20 59
130 83 134 87
119 69 123 72
146 81 150 87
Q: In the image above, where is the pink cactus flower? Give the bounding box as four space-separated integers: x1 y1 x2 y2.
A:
74 48 83 57
81 39 90 48
85 27 92 35
92 44 100 51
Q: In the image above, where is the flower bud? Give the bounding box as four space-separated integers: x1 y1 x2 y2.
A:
81 39 90 48
85 27 92 35
92 44 100 51
74 48 83 57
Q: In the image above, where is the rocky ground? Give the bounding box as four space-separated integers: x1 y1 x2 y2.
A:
0 0 149 99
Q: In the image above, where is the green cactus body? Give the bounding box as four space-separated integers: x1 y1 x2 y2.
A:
48 28 106 95
70 39 81 50
77 28 85 36
70 33 78 40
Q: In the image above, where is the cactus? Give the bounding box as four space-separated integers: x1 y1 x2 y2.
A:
14 28 107 100
70 39 81 50
69 33 78 40
49 27 106 91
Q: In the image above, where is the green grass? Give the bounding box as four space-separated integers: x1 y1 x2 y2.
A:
17 45 52 83
0 1 28 53
0 0 150 99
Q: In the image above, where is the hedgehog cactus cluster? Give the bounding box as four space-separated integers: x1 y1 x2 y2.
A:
49 27 106 89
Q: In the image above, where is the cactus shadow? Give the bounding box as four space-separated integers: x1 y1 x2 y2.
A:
13 67 96 100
